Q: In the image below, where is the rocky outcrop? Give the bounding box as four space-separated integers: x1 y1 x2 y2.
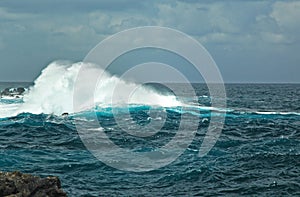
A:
0 87 26 98
0 171 67 197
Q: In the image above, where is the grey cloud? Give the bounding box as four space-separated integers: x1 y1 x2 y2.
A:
0 0 147 14
0 0 299 82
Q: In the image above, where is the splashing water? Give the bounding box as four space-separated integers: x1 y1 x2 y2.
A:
0 61 181 118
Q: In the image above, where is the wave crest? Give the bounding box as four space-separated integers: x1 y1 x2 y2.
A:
1 61 181 117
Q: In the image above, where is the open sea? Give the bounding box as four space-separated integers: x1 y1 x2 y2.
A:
0 65 299 196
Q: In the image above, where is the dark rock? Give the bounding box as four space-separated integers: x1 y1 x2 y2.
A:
16 87 25 94
0 171 67 197
0 87 26 97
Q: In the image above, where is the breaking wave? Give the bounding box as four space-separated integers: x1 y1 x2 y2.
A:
0 61 181 118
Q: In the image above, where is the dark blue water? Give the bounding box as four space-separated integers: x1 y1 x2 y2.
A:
0 84 299 196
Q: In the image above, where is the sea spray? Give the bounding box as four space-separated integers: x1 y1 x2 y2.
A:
3 61 181 117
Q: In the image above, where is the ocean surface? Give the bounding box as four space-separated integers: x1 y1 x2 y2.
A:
0 65 299 196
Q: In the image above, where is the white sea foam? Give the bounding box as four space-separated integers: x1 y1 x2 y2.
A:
0 103 21 118
254 111 300 116
0 61 181 118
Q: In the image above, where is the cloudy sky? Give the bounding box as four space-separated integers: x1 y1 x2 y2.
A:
0 0 299 82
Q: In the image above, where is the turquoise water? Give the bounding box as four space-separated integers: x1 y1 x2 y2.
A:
0 83 299 196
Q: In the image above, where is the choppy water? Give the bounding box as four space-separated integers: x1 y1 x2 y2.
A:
0 83 300 196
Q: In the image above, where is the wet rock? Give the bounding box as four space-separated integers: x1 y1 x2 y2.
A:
17 87 25 93
0 87 26 98
0 171 67 197
61 112 69 116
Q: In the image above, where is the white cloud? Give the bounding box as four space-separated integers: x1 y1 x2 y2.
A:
52 25 85 35
246 1 300 44
270 1 300 33
89 13 113 34
254 13 291 44
156 2 239 35
0 7 33 20
88 11 155 35
199 32 231 44
260 32 292 44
